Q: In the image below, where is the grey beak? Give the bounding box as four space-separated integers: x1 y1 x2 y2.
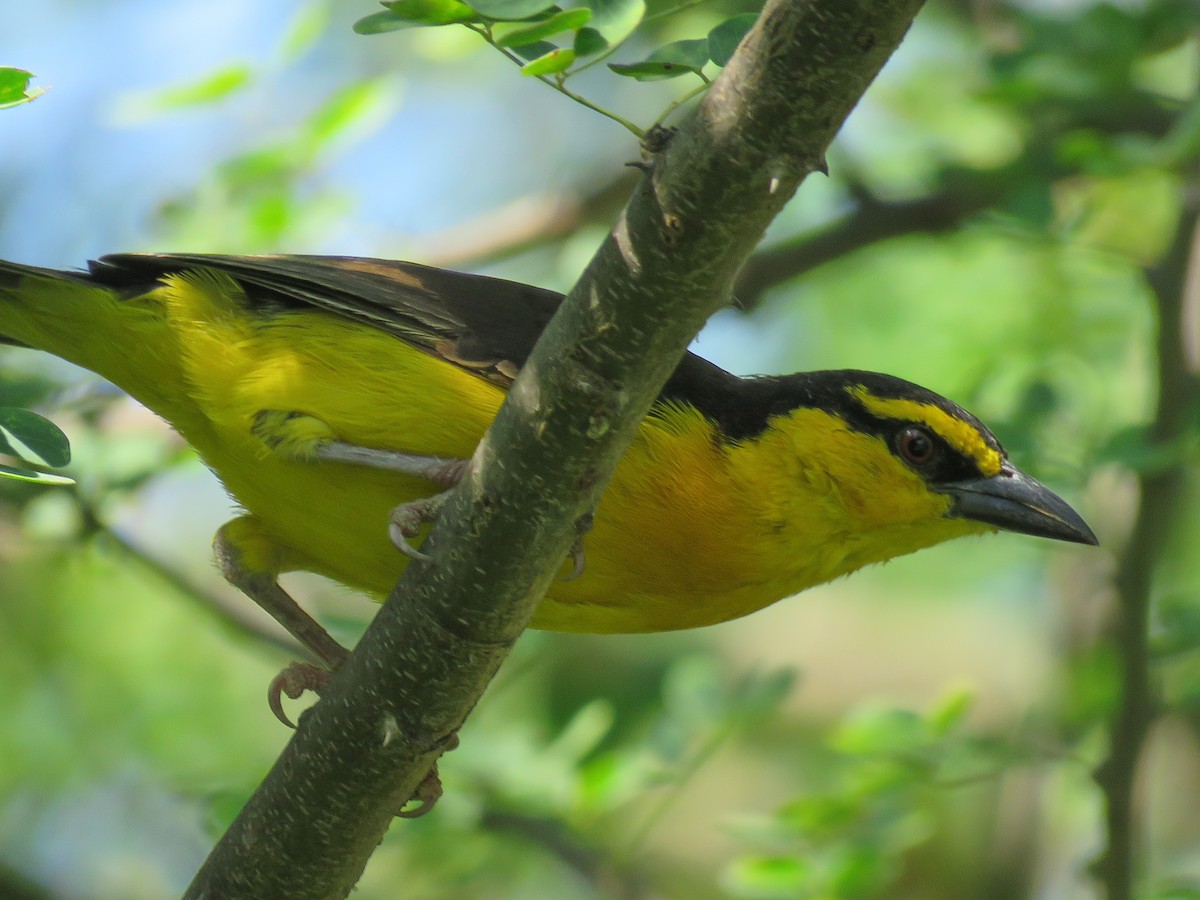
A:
942 463 1098 546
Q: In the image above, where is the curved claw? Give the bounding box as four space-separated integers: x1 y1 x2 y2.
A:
397 766 444 818
397 733 459 818
560 512 593 582
267 661 331 729
388 522 434 563
389 493 449 562
561 539 586 582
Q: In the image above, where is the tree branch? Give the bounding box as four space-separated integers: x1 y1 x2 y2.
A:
184 1 927 895
415 173 640 270
732 74 1180 308
1092 204 1200 899
733 175 1000 307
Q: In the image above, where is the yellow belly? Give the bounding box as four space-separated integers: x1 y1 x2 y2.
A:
104 273 778 633
187 331 784 633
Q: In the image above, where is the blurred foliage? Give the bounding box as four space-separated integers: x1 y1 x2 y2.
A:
354 0 757 135
725 686 1008 898
1 0 1199 897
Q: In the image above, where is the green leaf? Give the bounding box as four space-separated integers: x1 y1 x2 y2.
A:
547 699 613 762
512 40 559 61
466 0 558 21
582 0 644 47
520 46 576 76
729 667 797 721
0 464 74 485
573 27 608 58
0 408 71 468
662 655 725 724
609 38 709 81
1142 887 1200 900
0 67 46 109
780 793 861 834
111 65 253 125
496 8 591 48
384 0 480 20
707 13 757 66
355 0 479 33
354 10 415 32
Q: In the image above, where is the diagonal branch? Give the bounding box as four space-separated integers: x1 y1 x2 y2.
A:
184 1 928 896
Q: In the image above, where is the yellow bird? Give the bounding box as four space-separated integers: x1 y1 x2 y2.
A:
0 254 1096 673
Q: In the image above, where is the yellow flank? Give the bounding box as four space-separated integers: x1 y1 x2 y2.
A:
0 265 993 635
850 386 1003 477
537 403 989 633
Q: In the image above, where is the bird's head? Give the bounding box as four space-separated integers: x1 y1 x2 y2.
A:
732 370 1097 579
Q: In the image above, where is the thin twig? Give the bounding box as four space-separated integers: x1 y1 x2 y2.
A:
649 81 709 131
468 24 645 138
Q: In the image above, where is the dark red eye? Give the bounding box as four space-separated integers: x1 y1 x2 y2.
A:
897 427 935 466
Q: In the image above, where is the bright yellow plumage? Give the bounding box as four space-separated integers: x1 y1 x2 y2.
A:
0 254 1095 642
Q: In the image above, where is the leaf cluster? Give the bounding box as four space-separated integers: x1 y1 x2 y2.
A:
356 0 760 134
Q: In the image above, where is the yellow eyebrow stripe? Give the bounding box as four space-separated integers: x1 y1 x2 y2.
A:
850 387 1004 477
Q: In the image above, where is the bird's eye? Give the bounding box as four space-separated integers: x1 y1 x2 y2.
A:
897 426 936 466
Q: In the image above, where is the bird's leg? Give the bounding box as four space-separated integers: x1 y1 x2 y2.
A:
312 441 469 485
217 518 457 817
384 468 591 581
253 410 590 573
214 520 349 727
253 409 469 559
309 442 470 563
313 441 468 564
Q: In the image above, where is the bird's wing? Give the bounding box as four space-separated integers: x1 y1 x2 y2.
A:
88 252 741 405
89 253 565 387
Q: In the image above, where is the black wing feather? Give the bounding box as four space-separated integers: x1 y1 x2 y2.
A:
89 253 563 377
85 253 913 441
